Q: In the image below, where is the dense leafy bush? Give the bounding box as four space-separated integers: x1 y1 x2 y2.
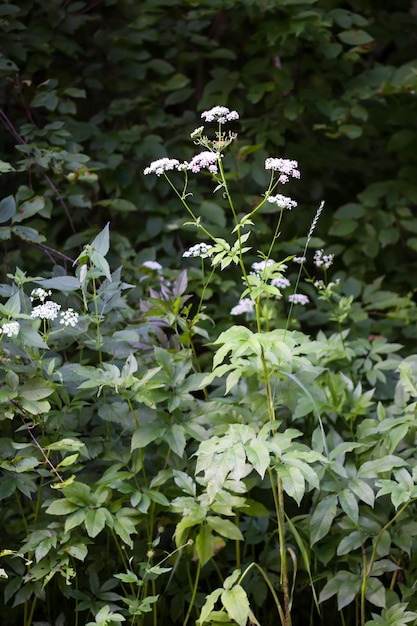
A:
1 1 417 625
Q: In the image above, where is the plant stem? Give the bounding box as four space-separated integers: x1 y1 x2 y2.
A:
183 560 201 626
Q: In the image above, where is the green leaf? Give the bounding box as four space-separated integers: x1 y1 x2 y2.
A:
0 196 16 223
338 30 374 45
12 225 45 243
45 499 79 516
246 439 270 478
90 221 110 256
84 507 107 538
310 494 337 544
34 276 80 291
279 465 305 506
19 378 54 401
206 517 243 541
338 489 359 523
164 424 186 457
12 196 45 223
221 585 250 626
131 424 166 450
196 524 215 567
198 588 223 625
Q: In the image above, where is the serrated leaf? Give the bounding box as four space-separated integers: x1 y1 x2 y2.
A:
84 507 107 538
196 524 215 567
245 439 270 478
131 424 166 450
90 222 110 256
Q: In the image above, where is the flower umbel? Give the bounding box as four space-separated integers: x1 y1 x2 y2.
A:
267 194 298 210
144 158 180 176
272 277 291 289
265 158 300 180
142 261 163 271
231 298 255 316
30 288 52 302
288 294 309 305
31 301 61 321
59 309 79 327
314 249 334 270
201 106 239 123
187 151 221 174
1 321 20 337
183 243 213 259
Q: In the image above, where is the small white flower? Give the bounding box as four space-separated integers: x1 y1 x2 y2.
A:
59 308 79 327
183 243 213 259
31 301 61 320
293 256 306 264
267 194 297 210
265 158 300 179
288 294 309 305
231 298 255 316
251 259 275 273
191 126 204 138
314 249 334 270
314 280 325 289
30 288 52 302
144 158 180 176
272 277 291 288
201 106 239 123
187 151 221 174
142 261 163 271
1 321 20 337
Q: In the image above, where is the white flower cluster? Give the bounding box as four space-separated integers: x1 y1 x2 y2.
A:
267 194 297 210
183 243 213 259
1 321 20 337
59 308 79 327
31 301 61 320
288 294 310 305
187 151 220 174
265 158 300 182
142 261 163 271
190 126 204 139
144 158 180 176
231 298 255 316
293 256 306 264
251 259 274 273
272 277 291 289
30 288 52 302
314 249 334 269
201 106 239 123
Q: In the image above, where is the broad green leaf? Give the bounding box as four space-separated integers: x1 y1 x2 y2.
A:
338 29 374 46
0 195 16 223
310 494 337 544
12 196 45 223
196 524 215 567
131 424 166 450
358 455 407 478
19 378 54 401
221 585 250 626
246 439 270 478
164 424 186 457
84 507 107 538
12 225 45 243
34 276 80 291
349 478 375 507
338 489 359 523
206 516 243 541
279 465 305 506
90 221 110 255
45 499 79 516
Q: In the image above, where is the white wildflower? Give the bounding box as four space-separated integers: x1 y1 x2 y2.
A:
142 261 163 271
183 243 213 259
144 158 180 176
265 158 300 179
1 321 20 337
267 194 297 210
251 259 275 273
59 309 79 327
314 249 334 270
288 294 309 305
31 301 61 320
272 277 291 288
231 298 255 316
30 288 52 302
314 280 325 289
187 151 221 174
191 126 204 138
293 256 306 264
201 106 239 123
